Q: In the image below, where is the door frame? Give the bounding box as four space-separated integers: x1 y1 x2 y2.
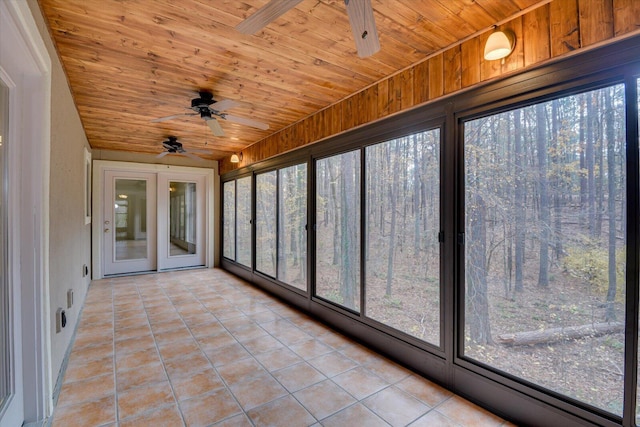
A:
92 160 215 279
0 0 52 425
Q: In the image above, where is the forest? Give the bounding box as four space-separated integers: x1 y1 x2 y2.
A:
465 83 627 414
315 130 441 346
222 81 632 416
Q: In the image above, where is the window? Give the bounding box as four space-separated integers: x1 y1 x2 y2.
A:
463 84 626 415
222 180 235 260
220 44 640 426
236 176 252 267
278 163 307 290
316 150 361 312
365 129 441 346
256 171 277 277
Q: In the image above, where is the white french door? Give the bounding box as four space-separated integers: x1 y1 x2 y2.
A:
101 168 209 276
103 171 157 275
157 173 206 270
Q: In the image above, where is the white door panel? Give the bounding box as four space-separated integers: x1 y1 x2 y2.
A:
157 173 206 270
103 171 157 275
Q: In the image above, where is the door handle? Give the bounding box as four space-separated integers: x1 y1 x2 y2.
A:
104 228 110 233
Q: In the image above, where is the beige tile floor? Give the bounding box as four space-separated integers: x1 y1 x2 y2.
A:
50 269 514 427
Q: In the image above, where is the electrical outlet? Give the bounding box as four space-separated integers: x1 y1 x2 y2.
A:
67 289 74 309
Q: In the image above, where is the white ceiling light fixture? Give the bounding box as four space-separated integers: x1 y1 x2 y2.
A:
484 29 515 61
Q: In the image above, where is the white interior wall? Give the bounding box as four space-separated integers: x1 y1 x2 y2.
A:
27 0 92 404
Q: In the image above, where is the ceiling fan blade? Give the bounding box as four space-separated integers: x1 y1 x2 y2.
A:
236 0 304 34
151 113 197 123
210 99 240 112
181 151 205 162
222 114 270 130
156 151 170 158
345 0 380 58
205 117 226 137
186 148 211 154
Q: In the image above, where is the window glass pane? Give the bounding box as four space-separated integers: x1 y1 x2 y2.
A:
365 129 440 346
464 85 626 414
316 151 361 311
236 176 252 267
169 182 196 256
114 179 148 261
256 171 277 276
223 181 235 260
278 163 307 290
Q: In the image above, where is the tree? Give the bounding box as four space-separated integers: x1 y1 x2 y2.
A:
339 152 359 309
536 103 550 287
514 109 525 291
604 88 617 321
467 193 491 344
386 140 401 296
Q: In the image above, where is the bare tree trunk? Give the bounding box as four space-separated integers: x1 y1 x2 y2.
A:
586 94 596 237
413 134 421 256
467 194 492 344
514 110 525 291
536 104 549 287
386 142 401 296
496 322 624 346
551 99 563 260
340 153 358 308
328 163 340 265
604 88 617 321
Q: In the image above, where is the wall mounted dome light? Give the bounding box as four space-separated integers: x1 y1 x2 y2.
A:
230 152 243 163
484 29 515 61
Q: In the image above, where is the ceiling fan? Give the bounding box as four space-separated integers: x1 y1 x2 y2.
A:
156 136 205 161
152 91 269 138
236 0 380 58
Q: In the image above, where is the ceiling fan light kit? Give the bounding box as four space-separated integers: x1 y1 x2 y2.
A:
152 91 269 139
156 136 205 161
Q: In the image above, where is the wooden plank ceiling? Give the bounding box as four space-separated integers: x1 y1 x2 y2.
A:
38 0 545 161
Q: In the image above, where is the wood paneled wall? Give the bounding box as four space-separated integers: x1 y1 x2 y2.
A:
220 0 640 174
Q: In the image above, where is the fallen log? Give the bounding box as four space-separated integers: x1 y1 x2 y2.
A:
496 322 624 347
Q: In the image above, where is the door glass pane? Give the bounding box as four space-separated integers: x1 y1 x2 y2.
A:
278 163 307 290
0 79 9 409
365 130 440 346
115 179 148 261
464 85 626 414
223 181 236 260
256 171 277 277
169 181 196 256
316 151 361 312
236 176 252 267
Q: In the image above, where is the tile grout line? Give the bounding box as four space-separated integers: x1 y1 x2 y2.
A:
143 278 189 426
166 275 252 425
110 281 120 426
